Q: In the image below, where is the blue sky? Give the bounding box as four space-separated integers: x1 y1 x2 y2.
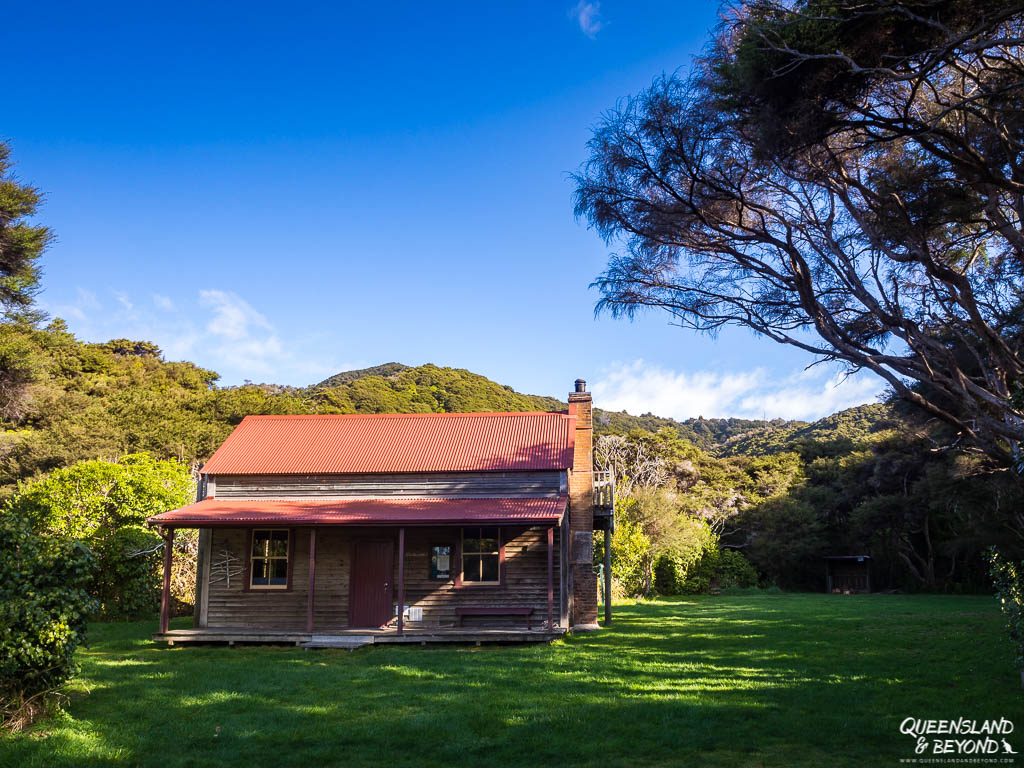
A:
5 1 884 420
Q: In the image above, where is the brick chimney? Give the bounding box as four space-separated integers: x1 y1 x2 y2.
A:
567 378 599 629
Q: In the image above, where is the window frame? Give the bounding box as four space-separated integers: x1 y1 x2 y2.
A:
457 527 504 587
246 528 292 591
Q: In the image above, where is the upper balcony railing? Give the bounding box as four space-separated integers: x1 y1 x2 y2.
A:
593 470 615 512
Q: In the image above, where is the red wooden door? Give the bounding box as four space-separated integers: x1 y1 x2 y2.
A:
350 540 394 627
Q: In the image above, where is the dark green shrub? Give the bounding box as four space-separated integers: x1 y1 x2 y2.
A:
654 553 686 595
988 547 1023 686
716 549 759 588
93 527 163 618
0 513 97 731
646 520 758 596
677 548 760 594
679 563 712 595
650 518 719 595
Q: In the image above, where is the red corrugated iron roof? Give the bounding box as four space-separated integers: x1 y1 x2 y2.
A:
201 412 575 475
147 496 567 527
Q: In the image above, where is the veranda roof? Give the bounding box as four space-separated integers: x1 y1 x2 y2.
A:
147 496 568 528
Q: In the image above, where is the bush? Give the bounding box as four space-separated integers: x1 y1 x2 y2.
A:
92 528 198 619
610 518 653 597
716 549 759 588
653 552 687 595
651 518 719 595
988 547 1024 685
659 547 760 595
611 488 760 597
92 527 163 617
743 495 828 589
9 453 194 539
0 513 97 731
7 453 195 618
170 529 199 614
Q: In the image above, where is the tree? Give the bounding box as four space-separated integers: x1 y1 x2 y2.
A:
101 339 162 358
594 433 669 497
0 142 51 421
0 142 50 321
0 323 42 421
574 1 1024 465
743 494 829 588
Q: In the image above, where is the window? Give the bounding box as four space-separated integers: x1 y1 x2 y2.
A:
461 527 500 584
430 545 452 580
250 529 289 589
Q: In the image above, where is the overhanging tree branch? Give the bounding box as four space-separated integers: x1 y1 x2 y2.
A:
575 0 1024 466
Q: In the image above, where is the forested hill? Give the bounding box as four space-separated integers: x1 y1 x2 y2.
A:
719 403 900 458
314 362 415 388
594 410 801 452
0 327 581 490
310 362 805 452
306 362 564 413
0 320 844 492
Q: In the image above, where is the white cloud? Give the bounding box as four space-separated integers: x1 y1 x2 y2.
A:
76 287 100 311
194 291 292 377
44 287 98 324
737 368 886 421
159 329 201 363
570 1 603 38
153 294 175 311
592 359 885 421
48 302 88 323
593 360 763 418
44 287 357 386
211 334 286 378
199 289 272 341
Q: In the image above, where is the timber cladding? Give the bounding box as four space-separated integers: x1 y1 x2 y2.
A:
213 471 564 499
204 525 562 631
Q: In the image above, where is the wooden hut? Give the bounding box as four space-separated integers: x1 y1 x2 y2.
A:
147 379 614 647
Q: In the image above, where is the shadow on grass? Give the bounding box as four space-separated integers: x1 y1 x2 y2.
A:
1 594 1015 768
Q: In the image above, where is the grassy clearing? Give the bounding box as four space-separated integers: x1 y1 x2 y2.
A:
1 594 1018 767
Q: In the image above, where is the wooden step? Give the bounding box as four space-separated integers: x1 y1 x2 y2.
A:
301 635 375 650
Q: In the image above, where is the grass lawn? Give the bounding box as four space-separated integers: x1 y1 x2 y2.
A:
1 594 1019 767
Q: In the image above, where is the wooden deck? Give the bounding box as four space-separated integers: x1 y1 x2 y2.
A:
153 626 565 648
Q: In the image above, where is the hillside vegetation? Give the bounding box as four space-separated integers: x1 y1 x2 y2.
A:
0 323 575 489
719 403 900 458
596 400 1022 593
307 362 564 414
317 362 793 451
1 319 816 493
0 321 740 489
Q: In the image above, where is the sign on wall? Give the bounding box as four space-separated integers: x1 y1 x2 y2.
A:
430 545 451 579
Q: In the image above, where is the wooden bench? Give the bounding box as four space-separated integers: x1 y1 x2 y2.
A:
455 606 533 629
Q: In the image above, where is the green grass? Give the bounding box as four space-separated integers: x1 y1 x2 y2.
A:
2 594 1019 767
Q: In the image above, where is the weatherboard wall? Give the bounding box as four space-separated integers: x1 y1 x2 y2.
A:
211 471 565 499
203 525 563 630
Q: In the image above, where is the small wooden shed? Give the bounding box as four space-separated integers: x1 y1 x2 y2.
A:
825 555 871 594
